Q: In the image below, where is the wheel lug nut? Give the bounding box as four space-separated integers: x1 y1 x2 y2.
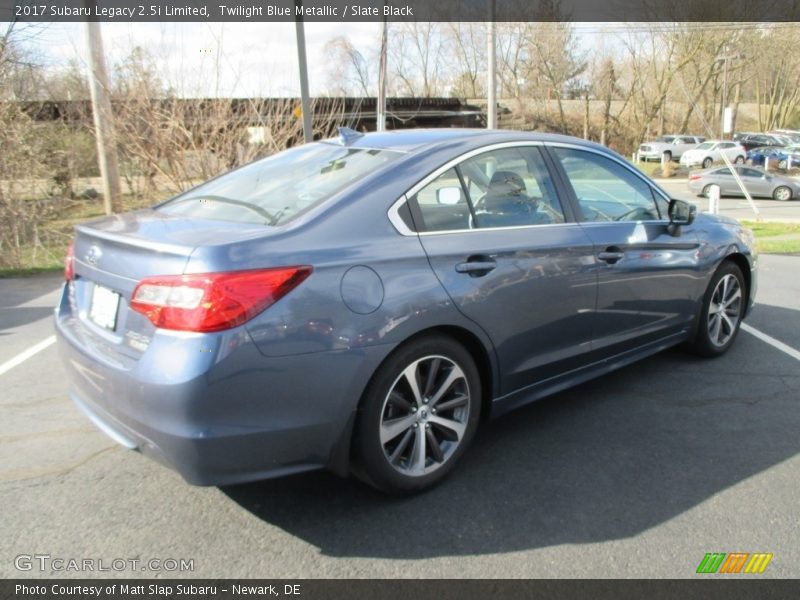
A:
423 398 429 404
411 407 417 413
425 423 430 429
431 408 437 414
412 423 418 429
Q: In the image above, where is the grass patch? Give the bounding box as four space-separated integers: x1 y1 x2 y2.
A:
740 220 800 237
0 266 64 279
755 239 800 254
741 220 800 255
629 160 662 177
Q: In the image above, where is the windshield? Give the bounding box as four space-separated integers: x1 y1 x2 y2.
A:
695 142 714 150
160 143 401 226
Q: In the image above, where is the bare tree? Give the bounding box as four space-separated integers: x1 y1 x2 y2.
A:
444 22 486 98
323 36 373 96
388 22 445 96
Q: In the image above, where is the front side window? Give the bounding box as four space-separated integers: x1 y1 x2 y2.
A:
552 147 661 222
160 143 401 226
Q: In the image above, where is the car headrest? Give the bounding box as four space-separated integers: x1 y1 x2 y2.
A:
484 171 528 213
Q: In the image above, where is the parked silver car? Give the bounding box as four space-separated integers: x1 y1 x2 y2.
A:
680 141 747 168
688 165 800 200
638 135 704 162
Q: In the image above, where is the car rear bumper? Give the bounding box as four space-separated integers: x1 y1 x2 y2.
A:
54 283 390 486
638 150 664 161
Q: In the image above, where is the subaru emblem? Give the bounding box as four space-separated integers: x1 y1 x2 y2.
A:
86 245 102 266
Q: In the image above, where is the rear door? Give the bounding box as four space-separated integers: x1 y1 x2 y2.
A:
547 145 702 355
709 167 738 195
405 144 597 394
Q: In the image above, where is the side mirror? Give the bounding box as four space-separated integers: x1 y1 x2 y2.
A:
437 186 462 205
669 199 696 225
668 199 696 236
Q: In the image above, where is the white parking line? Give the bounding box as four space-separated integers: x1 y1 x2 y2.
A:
742 323 800 362
0 336 57 377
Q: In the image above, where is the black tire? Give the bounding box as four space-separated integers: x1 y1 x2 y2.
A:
687 261 746 358
702 157 713 168
773 186 793 201
663 151 672 163
702 184 715 198
734 155 745 165
353 335 481 494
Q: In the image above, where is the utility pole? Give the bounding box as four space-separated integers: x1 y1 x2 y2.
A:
486 1 497 129
377 14 388 132
85 20 122 215
294 0 313 143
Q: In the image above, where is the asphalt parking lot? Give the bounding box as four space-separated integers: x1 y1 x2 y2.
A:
1 254 798 579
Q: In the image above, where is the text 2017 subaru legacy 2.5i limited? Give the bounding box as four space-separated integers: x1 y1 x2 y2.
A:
55 129 757 494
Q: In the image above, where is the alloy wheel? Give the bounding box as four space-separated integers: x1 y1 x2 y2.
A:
707 274 742 348
774 186 792 201
379 355 471 477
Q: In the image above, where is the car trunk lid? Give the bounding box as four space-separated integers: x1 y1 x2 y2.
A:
68 209 271 355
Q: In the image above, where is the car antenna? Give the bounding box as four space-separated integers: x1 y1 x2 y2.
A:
338 127 364 146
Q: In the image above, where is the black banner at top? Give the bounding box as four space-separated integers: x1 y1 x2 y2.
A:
2 0 798 22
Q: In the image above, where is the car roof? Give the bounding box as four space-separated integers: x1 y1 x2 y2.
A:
319 128 608 154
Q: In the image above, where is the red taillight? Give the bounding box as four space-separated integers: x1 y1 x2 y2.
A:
64 240 75 281
130 267 312 332
689 175 701 181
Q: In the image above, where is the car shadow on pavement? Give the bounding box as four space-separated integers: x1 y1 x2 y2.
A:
0 274 62 332
0 306 57 333
223 312 800 559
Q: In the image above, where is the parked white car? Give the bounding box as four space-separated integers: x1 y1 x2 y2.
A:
680 140 746 168
638 135 705 162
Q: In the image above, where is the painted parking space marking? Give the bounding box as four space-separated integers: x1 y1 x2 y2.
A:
742 322 800 362
0 336 56 377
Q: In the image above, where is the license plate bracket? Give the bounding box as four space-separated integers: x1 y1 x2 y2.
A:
89 284 121 331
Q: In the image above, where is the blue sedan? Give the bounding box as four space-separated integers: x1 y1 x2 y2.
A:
55 129 757 493
746 146 800 169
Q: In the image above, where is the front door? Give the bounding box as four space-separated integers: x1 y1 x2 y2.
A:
548 145 703 355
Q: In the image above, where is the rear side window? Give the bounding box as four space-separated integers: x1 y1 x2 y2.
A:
411 168 472 232
552 147 661 222
740 167 764 178
160 143 401 226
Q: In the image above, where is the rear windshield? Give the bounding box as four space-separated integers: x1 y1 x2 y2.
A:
159 143 401 226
